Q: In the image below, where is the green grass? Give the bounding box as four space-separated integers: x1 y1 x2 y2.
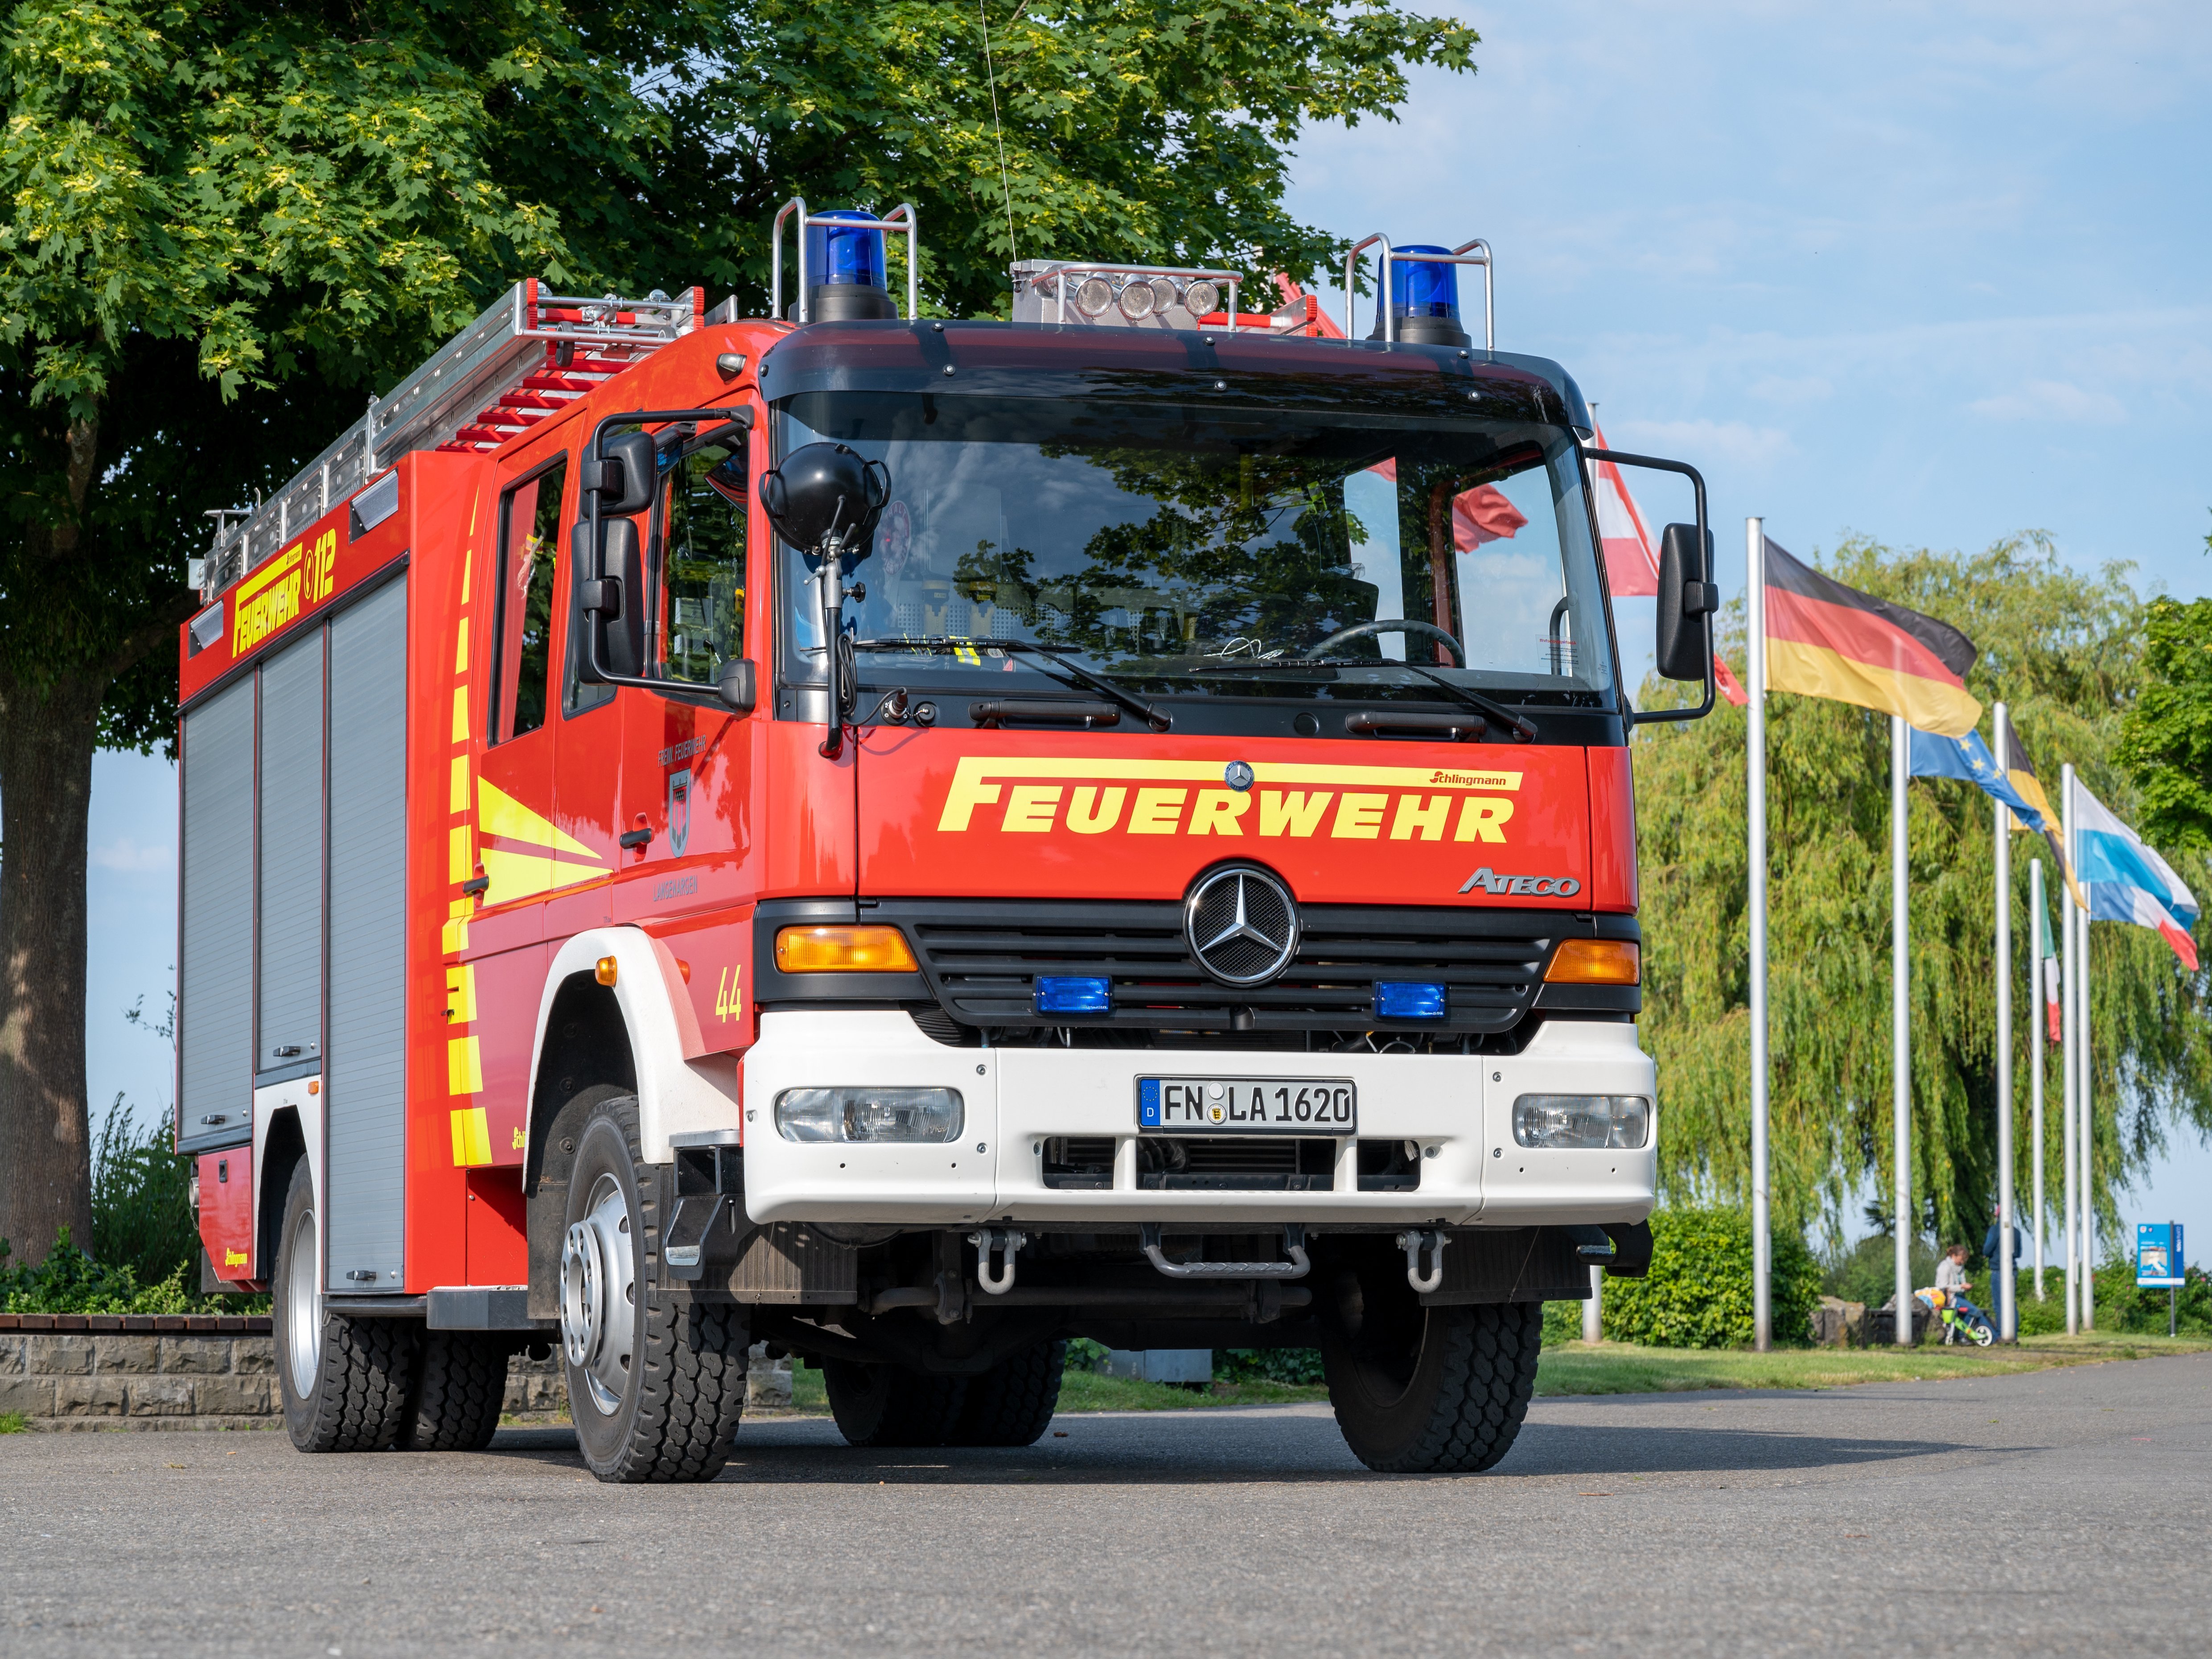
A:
1534 1331 2212 1396
0 1412 27 1435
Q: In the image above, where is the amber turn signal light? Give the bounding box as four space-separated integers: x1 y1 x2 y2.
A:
596 955 618 987
775 924 918 974
1543 939 1640 986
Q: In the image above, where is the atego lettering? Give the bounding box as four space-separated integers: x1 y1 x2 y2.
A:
1459 866 1580 897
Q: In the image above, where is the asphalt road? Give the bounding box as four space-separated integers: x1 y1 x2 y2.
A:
4 1353 2208 1657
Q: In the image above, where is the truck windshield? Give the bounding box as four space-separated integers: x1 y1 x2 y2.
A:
776 391 1614 708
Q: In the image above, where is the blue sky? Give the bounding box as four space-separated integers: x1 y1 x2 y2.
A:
85 0 2212 1262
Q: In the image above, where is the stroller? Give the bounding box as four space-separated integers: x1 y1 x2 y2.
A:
1915 1285 1995 1346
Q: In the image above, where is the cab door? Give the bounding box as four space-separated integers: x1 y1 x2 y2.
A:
608 420 759 1050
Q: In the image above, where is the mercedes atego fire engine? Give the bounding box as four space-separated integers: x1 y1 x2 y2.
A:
177 202 1715 1480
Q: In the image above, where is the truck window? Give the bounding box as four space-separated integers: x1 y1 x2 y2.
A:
491 457 566 741
656 427 748 684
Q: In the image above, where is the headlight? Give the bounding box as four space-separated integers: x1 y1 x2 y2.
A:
775 1087 964 1144
1117 278 1157 321
1512 1094 1650 1150
1073 276 1115 317
1181 279 1221 318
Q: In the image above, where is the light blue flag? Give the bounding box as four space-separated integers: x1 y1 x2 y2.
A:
1906 726 2041 825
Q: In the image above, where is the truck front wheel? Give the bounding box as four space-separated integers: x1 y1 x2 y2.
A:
559 1094 748 1482
1318 1253 1541 1474
272 1158 417 1452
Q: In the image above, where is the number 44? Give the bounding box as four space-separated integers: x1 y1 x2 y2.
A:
714 965 743 1023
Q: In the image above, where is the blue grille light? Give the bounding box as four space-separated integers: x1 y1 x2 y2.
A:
1389 246 1459 320
1036 975 1111 1015
806 209 887 289
1374 981 1447 1020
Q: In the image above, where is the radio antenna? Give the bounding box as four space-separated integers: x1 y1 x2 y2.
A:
980 2 1018 268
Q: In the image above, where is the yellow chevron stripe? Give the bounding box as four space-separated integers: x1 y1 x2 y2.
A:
477 778 599 859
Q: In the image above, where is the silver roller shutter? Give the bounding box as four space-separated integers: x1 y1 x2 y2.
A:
324 576 409 1291
255 632 324 1075
177 676 255 1154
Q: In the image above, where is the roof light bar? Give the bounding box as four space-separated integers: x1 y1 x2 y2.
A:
1011 260 1242 330
1344 234 1494 350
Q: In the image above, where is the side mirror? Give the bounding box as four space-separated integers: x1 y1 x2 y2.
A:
589 431 658 516
1654 521 1716 682
716 658 757 714
576 516 646 681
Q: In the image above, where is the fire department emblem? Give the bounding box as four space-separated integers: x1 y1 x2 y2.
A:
666 769 692 858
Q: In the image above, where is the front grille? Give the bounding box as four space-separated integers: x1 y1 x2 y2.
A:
1042 1136 1116 1190
888 899 1558 1037
1135 1136 1334 1191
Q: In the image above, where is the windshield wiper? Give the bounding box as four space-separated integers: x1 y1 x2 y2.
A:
1191 657 1539 742
851 637 1173 732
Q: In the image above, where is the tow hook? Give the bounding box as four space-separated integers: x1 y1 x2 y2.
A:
1396 1228 1449 1293
1140 1222 1309 1280
970 1227 1027 1295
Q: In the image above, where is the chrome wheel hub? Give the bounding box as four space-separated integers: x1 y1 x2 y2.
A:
559 1174 636 1416
284 1205 322 1399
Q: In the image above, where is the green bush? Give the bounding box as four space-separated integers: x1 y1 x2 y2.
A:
1541 1299 1586 1346
1821 1231 1940 1307
1215 1348 1324 1385
0 1227 193 1314
89 1097 201 1291
1601 1207 1823 1348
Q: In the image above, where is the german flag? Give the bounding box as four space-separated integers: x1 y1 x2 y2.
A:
1763 539 1982 737
1999 724 2085 908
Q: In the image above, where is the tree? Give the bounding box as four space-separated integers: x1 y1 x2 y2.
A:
0 1 1475 1264
1634 535 2212 1257
2116 586 2212 853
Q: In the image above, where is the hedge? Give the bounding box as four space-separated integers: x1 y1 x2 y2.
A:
1599 1207 1823 1347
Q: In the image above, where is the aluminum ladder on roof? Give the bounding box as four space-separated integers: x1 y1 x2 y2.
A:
197 281 704 599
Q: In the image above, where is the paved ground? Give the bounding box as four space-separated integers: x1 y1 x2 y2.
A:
4 1352 2208 1657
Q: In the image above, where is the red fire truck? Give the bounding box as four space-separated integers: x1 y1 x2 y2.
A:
177 204 1713 1481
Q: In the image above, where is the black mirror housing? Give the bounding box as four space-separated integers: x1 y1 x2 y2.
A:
716 658 757 713
1654 521 1715 683
758 441 889 563
588 516 646 679
591 430 658 516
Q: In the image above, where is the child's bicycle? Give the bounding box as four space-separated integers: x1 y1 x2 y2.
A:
1915 1286 1995 1346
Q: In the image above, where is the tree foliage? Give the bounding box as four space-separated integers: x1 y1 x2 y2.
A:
1635 535 2212 1256
2116 591 2212 854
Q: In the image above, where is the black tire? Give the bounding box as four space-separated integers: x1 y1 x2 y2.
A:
1318 1248 1541 1473
400 1332 512 1451
559 1094 748 1482
947 1339 1068 1447
822 1360 970 1448
272 1158 416 1453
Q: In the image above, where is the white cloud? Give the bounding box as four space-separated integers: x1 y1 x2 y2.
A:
91 837 173 874
1608 418 1795 468
1968 379 2128 425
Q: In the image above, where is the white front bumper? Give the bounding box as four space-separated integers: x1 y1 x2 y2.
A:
740 1011 1657 1228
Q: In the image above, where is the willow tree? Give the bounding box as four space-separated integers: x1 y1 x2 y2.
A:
0 0 1475 1265
1634 535 2212 1254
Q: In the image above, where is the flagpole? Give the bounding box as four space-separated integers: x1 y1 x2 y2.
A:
1747 519 1771 1353
2060 762 2080 1333
2070 832 2088 1336
2030 856 2048 1303
1992 704 2015 1342
1892 713 1913 1345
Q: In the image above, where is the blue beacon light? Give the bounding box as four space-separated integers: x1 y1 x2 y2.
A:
802 208 896 321
1374 244 1470 347
1374 981 1448 1021
1036 976 1111 1015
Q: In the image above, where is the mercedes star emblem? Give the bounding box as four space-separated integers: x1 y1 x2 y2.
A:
1184 865 1300 987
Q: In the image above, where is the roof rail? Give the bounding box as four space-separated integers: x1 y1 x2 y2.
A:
196 281 703 599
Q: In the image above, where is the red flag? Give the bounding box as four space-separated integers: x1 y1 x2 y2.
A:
1715 655 1750 708
1588 421 1660 597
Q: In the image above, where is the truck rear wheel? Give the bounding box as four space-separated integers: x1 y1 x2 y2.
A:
400 1332 511 1451
1319 1255 1541 1473
272 1158 417 1453
822 1360 969 1447
946 1339 1068 1447
558 1094 748 1482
